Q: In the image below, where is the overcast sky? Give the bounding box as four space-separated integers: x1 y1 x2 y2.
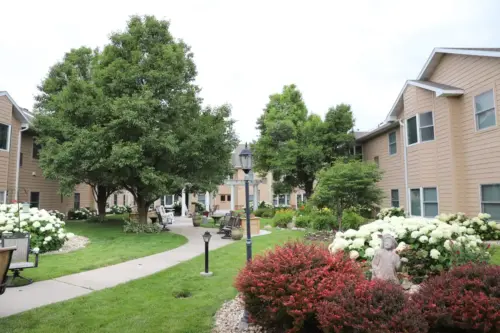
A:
1 0 499 142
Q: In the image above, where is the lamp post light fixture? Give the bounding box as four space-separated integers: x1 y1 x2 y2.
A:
200 231 213 277
239 143 253 328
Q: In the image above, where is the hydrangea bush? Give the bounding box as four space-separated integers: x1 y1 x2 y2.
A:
48 210 65 220
376 207 405 219
437 212 500 240
0 204 74 253
329 215 491 282
110 205 132 214
68 207 95 220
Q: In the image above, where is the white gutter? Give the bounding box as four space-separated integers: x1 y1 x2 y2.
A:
15 123 29 201
399 119 409 215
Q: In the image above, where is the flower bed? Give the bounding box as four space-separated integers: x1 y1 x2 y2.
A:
329 215 491 281
0 204 74 253
68 207 95 220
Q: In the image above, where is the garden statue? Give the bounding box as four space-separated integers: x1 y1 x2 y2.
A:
371 234 402 283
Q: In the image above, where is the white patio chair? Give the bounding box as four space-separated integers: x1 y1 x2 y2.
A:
1 233 39 286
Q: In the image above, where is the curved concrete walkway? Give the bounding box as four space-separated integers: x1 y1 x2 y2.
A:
0 217 234 318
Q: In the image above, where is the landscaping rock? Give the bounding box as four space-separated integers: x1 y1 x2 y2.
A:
212 295 268 333
304 230 335 242
44 235 89 255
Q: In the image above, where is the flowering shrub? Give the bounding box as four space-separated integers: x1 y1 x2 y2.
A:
413 264 500 332
438 212 500 240
376 207 405 219
48 210 65 220
271 209 295 228
123 219 162 233
329 215 489 282
316 279 428 333
68 207 95 220
235 242 364 332
0 204 74 253
110 205 132 214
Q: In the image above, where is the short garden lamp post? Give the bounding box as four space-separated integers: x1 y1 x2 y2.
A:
200 231 213 277
239 143 253 328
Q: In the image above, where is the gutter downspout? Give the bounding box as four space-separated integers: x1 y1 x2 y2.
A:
399 119 409 215
15 123 29 202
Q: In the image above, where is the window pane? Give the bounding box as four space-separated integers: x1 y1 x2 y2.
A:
30 192 40 208
483 203 500 221
0 124 9 150
391 200 400 208
477 109 496 130
165 196 173 205
420 126 435 141
407 117 418 145
419 112 434 127
410 189 421 216
389 143 397 155
198 193 205 204
423 188 437 202
388 132 396 144
74 193 80 210
424 203 439 217
475 90 494 113
391 190 399 201
482 184 500 202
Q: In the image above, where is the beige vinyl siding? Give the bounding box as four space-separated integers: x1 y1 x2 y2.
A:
0 96 13 195
430 54 500 216
362 127 405 209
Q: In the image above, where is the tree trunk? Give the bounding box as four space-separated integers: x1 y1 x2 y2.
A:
337 203 343 231
96 185 108 221
136 196 149 224
304 180 314 199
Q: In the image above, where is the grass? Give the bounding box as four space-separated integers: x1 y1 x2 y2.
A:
490 245 500 265
22 215 187 282
0 229 303 333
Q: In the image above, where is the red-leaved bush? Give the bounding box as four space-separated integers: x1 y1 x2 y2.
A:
413 263 500 333
316 279 428 333
234 242 365 332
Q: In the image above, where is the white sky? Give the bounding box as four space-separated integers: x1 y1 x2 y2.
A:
1 0 499 142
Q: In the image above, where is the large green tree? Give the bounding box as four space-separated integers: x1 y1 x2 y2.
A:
34 47 119 219
311 160 384 230
253 84 355 197
35 16 237 223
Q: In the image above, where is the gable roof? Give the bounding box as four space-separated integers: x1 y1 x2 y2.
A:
0 91 30 124
386 48 500 121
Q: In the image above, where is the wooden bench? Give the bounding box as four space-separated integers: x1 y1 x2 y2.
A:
221 215 242 239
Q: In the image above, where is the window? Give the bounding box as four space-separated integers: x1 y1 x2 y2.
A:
32 140 41 159
160 196 165 206
227 194 231 202
165 195 173 206
198 192 206 204
481 184 500 220
113 194 118 206
407 116 418 145
388 132 397 155
475 89 496 130
279 194 286 205
19 153 23 167
74 193 80 210
220 195 226 202
391 189 399 207
0 123 11 151
410 187 439 217
30 192 40 208
419 112 434 142
407 112 434 145
410 189 421 216
0 191 6 204
423 187 438 217
374 156 379 167
123 195 126 205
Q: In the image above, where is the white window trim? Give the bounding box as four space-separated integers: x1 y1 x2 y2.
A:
409 187 439 217
0 190 6 204
479 183 500 221
275 194 290 207
388 131 397 155
474 89 497 132
406 112 435 146
0 123 11 152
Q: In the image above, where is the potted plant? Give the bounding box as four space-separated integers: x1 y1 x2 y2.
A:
192 214 202 227
231 228 243 240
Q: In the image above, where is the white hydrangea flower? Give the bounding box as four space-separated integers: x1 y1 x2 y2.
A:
44 236 52 242
430 249 440 259
365 247 375 258
32 247 40 254
488 221 497 228
466 228 475 235
480 225 487 231
344 229 358 238
32 221 41 228
349 250 360 260
419 235 429 243
350 238 366 249
444 240 451 251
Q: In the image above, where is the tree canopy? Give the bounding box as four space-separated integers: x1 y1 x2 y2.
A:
34 15 238 222
252 84 355 197
311 160 384 230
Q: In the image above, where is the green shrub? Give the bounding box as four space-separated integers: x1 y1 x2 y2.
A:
311 212 337 230
254 207 275 218
295 215 311 228
258 201 274 209
123 220 162 233
342 210 365 230
272 209 295 228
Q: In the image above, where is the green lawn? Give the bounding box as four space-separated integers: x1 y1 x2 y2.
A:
0 229 303 333
490 245 500 265
22 216 187 282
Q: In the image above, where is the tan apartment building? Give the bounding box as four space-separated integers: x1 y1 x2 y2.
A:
357 48 500 220
0 91 93 212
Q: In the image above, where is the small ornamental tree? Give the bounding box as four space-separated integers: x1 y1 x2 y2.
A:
311 160 383 230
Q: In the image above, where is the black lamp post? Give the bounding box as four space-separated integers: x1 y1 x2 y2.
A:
200 231 213 277
239 143 253 328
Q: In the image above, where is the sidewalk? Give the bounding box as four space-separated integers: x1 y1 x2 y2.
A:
0 218 234 317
